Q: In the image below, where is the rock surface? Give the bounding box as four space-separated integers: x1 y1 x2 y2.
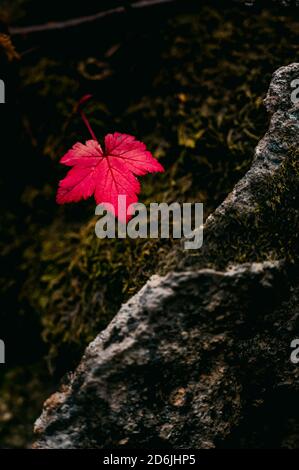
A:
33 64 299 448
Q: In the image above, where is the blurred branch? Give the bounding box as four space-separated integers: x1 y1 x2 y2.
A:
9 0 177 36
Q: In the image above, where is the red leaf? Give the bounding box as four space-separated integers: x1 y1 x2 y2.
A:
56 133 164 221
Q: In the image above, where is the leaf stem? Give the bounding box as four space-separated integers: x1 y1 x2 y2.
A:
77 94 98 142
80 110 98 142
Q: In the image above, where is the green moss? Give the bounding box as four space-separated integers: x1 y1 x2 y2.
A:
0 364 53 448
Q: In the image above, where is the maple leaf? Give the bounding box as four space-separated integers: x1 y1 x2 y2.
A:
56 133 164 221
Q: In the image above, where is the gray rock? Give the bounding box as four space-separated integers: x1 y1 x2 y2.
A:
33 64 299 448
